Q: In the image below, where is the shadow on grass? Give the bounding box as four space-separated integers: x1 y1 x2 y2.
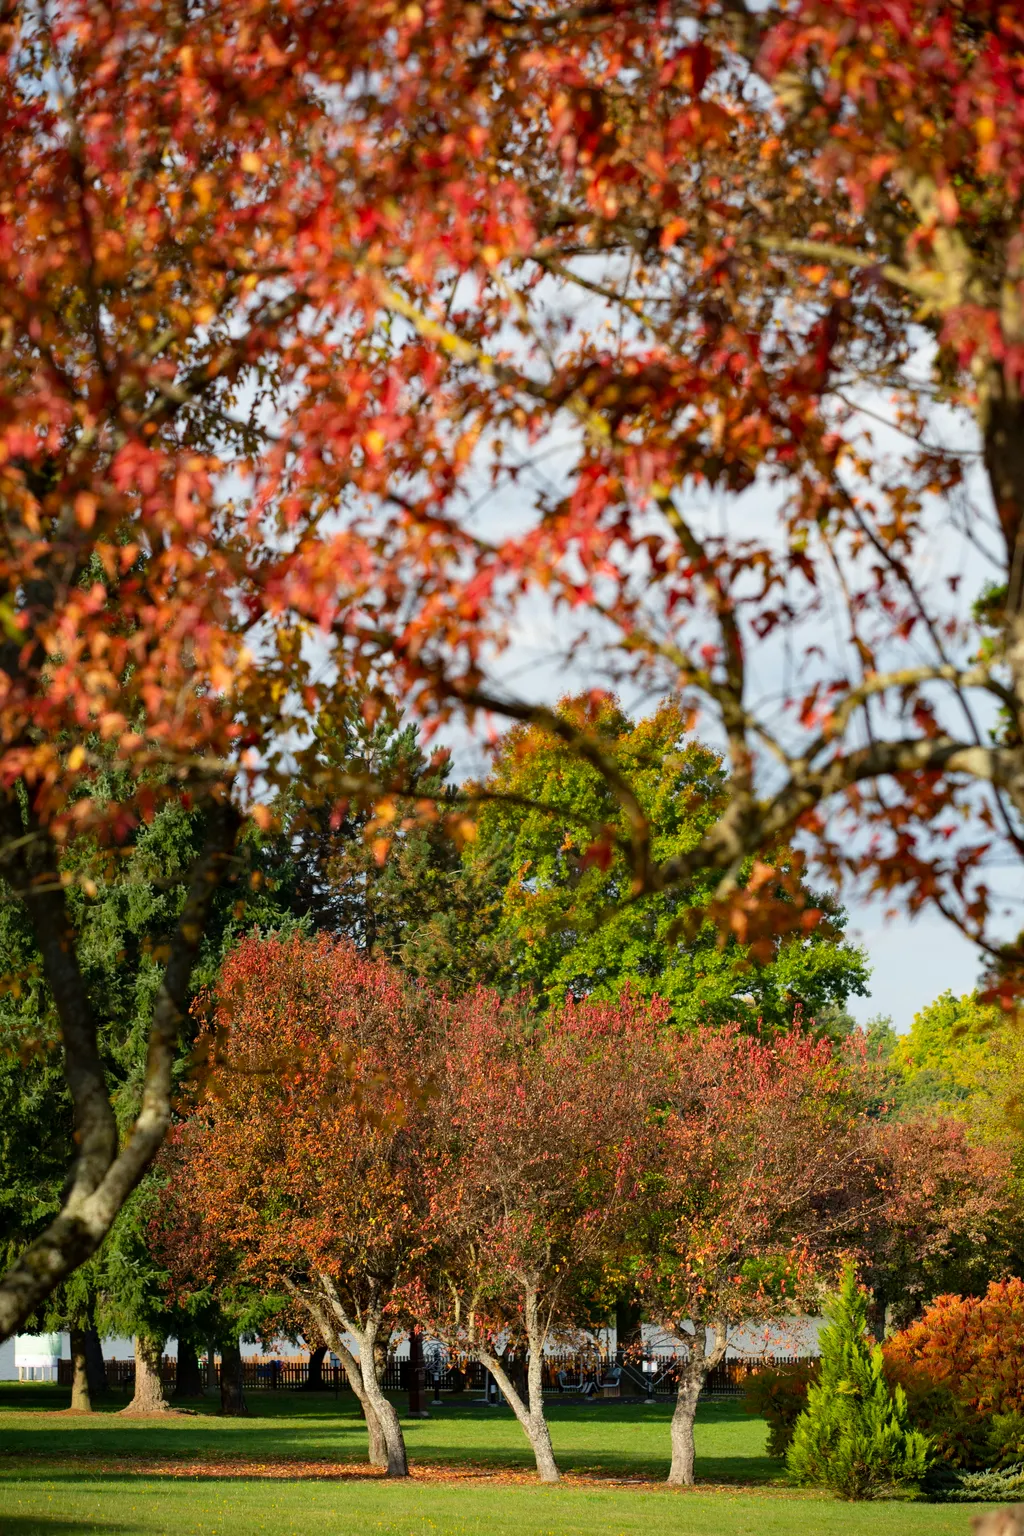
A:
0 1520 146 1534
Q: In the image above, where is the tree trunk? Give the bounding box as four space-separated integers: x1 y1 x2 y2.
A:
408 1326 428 1418
615 1296 643 1354
302 1344 327 1391
479 1348 560 1484
667 1370 701 1486
84 1325 106 1401
476 1285 560 1484
219 1337 248 1415
357 1326 409 1477
122 1334 171 1415
174 1336 205 1399
69 1326 91 1412
666 1319 727 1487
285 1277 402 1471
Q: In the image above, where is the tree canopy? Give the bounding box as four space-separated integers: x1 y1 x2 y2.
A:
438 696 869 1030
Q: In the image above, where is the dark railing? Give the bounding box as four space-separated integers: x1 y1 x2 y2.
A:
58 1348 813 1398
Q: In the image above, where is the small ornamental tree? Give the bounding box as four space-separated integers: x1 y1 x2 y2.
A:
175 935 441 1477
788 1269 931 1500
856 1116 1015 1334
416 990 659 1485
637 1027 878 1487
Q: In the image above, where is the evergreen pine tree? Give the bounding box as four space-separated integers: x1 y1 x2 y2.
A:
787 1267 932 1499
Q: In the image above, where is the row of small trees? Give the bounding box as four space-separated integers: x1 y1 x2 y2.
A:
152 933 1011 1486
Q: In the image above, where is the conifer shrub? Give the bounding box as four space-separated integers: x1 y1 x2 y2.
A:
787 1269 932 1500
925 1463 1024 1503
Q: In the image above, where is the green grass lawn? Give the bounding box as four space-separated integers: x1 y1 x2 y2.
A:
0 1383 985 1536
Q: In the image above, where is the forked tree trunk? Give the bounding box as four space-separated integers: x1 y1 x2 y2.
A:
356 1323 408 1477
284 1279 395 1470
219 1337 248 1415
477 1285 560 1484
122 1334 171 1415
174 1337 205 1399
69 1326 91 1412
666 1319 727 1487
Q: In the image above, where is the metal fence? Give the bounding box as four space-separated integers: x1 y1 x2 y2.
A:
59 1349 813 1399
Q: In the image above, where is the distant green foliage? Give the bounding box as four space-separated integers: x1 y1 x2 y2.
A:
743 1360 819 1458
441 696 870 1031
787 1269 932 1500
890 992 1007 1117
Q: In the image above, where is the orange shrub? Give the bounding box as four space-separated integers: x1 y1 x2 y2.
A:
884 1281 1024 1417
883 1280 1024 1466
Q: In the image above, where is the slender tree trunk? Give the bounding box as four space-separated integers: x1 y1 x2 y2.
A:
302 1344 328 1391
408 1326 428 1418
480 1348 560 1483
84 1324 106 1401
284 1281 389 1468
174 1336 205 1399
476 1286 559 1484
206 1336 218 1391
122 1334 171 1415
219 1337 248 1416
69 1326 91 1412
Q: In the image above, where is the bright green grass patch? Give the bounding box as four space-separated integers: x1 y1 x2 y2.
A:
0 1474 986 1536
0 1386 989 1536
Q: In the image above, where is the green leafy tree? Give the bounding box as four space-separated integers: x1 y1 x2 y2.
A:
787 1268 932 1500
0 792 303 1403
426 697 869 1030
890 993 1013 1121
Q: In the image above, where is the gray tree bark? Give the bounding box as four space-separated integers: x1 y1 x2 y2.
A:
666 1319 728 1487
284 1278 402 1472
475 1284 560 1484
0 803 239 1342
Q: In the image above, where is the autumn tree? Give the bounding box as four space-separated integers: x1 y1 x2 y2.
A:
416 989 658 1484
173 934 444 1477
0 0 519 1334
8 0 1024 1335
634 1026 879 1486
300 2 1024 995
855 1115 1017 1334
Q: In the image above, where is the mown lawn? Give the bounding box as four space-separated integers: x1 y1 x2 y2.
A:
0 1384 986 1535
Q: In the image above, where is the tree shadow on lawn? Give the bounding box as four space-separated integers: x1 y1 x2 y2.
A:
1 1519 146 1534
